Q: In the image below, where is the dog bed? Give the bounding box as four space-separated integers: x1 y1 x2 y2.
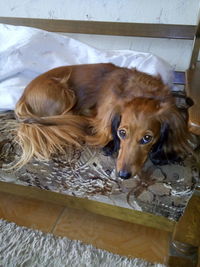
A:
0 24 199 222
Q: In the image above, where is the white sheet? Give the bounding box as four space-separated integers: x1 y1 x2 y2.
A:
0 23 174 111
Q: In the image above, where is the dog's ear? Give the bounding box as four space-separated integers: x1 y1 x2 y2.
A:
156 98 193 158
102 114 121 156
149 123 181 165
149 123 169 165
111 114 121 136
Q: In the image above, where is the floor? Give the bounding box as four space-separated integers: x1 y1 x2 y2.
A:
0 191 170 264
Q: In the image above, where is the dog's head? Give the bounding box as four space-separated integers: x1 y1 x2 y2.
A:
110 95 192 179
108 71 191 179
97 68 192 179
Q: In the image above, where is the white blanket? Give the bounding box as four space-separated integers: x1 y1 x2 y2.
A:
0 23 174 111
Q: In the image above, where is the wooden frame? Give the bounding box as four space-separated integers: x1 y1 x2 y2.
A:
0 181 174 232
0 17 196 39
0 16 200 266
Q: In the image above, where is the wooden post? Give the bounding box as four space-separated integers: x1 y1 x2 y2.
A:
189 16 200 69
166 189 200 266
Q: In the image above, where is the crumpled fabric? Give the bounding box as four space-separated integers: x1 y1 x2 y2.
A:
0 23 174 111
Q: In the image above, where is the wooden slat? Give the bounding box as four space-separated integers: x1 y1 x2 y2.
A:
186 62 200 135
0 191 170 263
189 19 200 68
0 17 196 40
53 207 170 263
0 181 175 232
0 192 65 233
172 189 200 247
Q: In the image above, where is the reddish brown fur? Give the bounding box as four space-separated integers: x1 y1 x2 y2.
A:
14 63 192 175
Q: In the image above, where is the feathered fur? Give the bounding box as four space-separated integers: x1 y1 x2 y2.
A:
14 63 193 177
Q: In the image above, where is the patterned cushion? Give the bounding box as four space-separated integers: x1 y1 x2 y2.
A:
0 112 199 221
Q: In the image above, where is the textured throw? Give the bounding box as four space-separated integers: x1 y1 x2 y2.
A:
0 219 166 267
0 112 199 221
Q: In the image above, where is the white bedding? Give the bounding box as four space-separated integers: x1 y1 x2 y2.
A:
0 23 174 111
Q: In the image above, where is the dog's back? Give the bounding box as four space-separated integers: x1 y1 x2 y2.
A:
14 63 118 168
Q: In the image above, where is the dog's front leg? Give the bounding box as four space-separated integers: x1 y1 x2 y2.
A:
102 114 121 157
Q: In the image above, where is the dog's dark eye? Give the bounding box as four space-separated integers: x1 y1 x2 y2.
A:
117 129 127 139
140 135 153 144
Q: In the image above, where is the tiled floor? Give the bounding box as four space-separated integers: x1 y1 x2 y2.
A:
0 191 170 264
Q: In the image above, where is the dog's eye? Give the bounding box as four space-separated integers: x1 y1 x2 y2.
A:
117 129 127 139
140 135 153 144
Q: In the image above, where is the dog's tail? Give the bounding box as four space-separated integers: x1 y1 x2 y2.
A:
13 113 88 169
10 70 91 169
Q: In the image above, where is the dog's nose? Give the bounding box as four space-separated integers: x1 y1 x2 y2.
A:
118 170 132 179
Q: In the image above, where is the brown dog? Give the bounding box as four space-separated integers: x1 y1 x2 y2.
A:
15 63 192 178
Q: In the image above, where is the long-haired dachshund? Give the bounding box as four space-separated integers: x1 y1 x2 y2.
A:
15 63 193 178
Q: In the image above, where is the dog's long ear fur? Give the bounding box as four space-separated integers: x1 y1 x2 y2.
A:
153 101 193 163
150 122 182 165
86 82 122 147
102 114 121 156
150 123 169 164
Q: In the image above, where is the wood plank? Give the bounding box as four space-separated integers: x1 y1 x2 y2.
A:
0 17 196 40
186 62 200 135
172 189 200 247
0 181 175 232
189 19 200 68
53 206 170 264
0 191 65 233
